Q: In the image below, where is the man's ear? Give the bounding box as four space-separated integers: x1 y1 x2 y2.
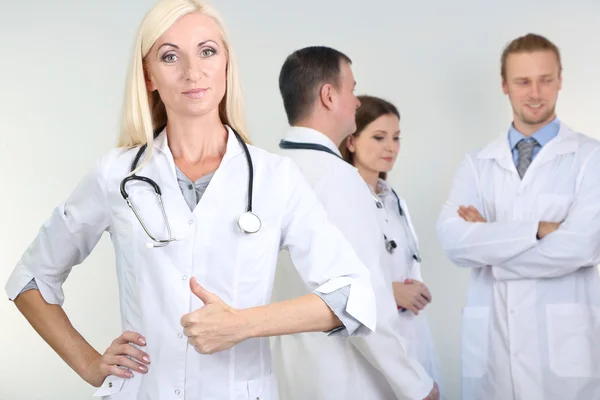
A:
501 75 509 95
319 83 335 111
558 72 563 91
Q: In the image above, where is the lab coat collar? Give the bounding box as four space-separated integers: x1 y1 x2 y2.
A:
476 121 578 170
153 126 169 153
152 125 244 160
508 117 560 150
283 126 343 157
148 125 244 191
377 179 422 260
376 178 392 197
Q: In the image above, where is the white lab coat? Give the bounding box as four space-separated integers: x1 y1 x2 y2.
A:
436 122 600 400
4 126 377 400
376 180 445 399
271 127 434 400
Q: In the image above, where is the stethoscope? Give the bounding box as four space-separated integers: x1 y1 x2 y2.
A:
279 140 343 159
373 187 423 314
371 190 421 262
120 126 261 248
369 189 400 254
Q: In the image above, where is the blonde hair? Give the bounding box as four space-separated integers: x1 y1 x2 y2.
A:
501 33 562 81
117 0 248 160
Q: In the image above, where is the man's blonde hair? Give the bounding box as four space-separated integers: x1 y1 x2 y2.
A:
501 33 562 81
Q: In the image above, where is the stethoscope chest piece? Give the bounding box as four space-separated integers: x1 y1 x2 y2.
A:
237 211 261 234
384 235 397 253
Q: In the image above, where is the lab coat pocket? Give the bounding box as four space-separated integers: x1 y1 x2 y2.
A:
235 372 278 400
547 304 600 378
537 194 574 223
461 306 489 378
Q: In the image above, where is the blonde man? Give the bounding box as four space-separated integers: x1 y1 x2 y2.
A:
437 33 600 400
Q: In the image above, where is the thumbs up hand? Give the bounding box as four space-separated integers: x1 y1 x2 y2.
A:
180 277 248 354
189 276 222 305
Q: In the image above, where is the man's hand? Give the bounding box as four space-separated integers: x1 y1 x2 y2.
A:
180 277 248 354
458 205 486 222
537 221 561 239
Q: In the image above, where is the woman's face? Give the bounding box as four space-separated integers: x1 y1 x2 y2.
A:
346 113 401 174
144 12 227 120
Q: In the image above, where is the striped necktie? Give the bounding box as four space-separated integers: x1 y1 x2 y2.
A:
516 139 537 178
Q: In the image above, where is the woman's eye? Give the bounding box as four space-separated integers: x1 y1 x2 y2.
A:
162 53 178 63
201 48 216 57
373 136 384 141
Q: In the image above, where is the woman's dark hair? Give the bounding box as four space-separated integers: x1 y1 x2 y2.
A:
339 95 400 180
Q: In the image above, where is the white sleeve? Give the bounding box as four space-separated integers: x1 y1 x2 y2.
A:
493 148 600 280
283 162 434 399
279 160 377 332
4 156 112 305
436 155 538 268
346 270 435 399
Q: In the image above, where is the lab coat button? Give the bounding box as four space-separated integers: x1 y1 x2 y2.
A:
182 275 188 280
175 389 181 395
108 382 113 388
188 220 193 225
178 333 183 339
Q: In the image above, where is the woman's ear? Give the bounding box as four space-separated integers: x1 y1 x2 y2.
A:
346 135 356 153
145 67 156 92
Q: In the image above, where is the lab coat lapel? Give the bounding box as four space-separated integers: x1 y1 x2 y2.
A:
190 126 245 218
398 195 422 279
476 123 578 187
399 196 420 250
516 123 578 189
150 130 194 222
121 151 189 245
219 126 245 164
476 133 516 174
151 126 245 219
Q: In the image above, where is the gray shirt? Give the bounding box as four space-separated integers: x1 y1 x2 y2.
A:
19 165 358 335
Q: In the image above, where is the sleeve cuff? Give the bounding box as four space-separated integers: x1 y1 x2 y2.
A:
313 285 363 336
18 278 39 295
313 276 376 332
5 267 64 305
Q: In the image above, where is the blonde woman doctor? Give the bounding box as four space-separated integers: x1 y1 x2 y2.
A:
4 1 377 399
341 95 445 398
